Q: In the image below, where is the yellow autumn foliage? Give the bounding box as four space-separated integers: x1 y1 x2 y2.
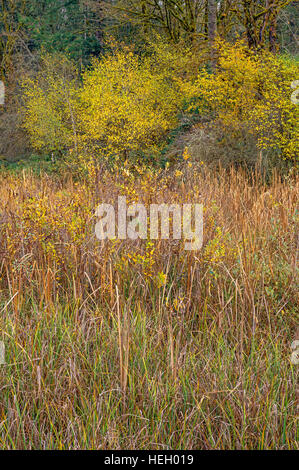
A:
22 54 79 154
180 40 299 161
22 40 298 164
78 50 181 159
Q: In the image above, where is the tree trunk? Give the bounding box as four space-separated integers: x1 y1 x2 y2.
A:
208 0 217 42
243 0 258 49
269 3 278 53
207 0 217 69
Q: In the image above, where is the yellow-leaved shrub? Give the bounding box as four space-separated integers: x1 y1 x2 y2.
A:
22 48 182 161
78 50 181 159
180 40 299 161
22 54 80 154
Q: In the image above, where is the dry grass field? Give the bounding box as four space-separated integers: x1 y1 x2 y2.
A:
0 163 298 449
